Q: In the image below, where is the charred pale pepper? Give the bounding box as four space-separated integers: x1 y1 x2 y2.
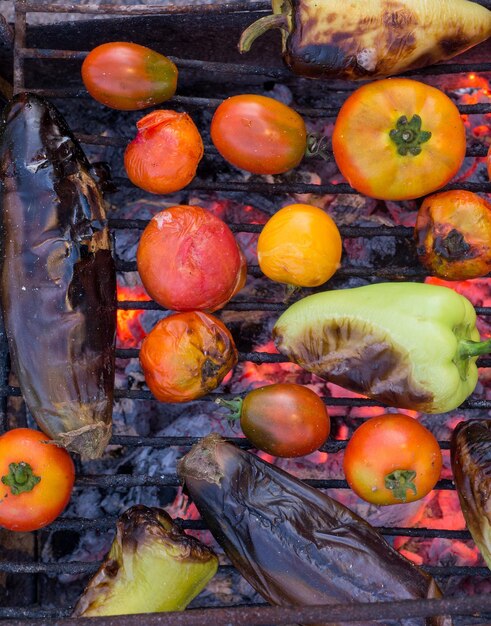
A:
178 434 450 626
273 282 490 414
451 420 491 571
72 505 218 616
239 0 491 80
0 93 116 459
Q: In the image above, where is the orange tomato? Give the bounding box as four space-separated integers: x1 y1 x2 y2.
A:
332 78 466 201
137 205 246 312
140 311 238 403
343 414 442 506
124 110 204 194
210 94 307 175
257 203 342 287
82 42 177 111
415 190 491 280
0 429 75 531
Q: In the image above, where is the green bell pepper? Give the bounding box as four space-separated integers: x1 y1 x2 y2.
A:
273 282 490 414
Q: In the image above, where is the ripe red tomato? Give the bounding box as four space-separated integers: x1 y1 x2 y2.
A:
343 414 442 506
332 78 466 201
124 110 204 194
0 429 75 531
210 94 307 175
81 42 178 111
257 203 342 287
220 383 330 458
415 190 491 280
137 205 246 312
140 311 238 403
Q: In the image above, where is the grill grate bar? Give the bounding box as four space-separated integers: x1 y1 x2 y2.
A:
19 1 272 15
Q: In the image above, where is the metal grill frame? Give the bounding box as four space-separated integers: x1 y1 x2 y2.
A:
1 1 491 624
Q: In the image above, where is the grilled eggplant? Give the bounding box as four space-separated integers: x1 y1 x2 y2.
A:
72 505 218 617
451 419 491 570
0 93 116 460
178 434 451 626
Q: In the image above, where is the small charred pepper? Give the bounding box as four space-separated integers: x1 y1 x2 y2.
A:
0 93 116 459
451 419 491 571
239 0 491 80
72 505 218 617
178 434 451 626
273 282 490 414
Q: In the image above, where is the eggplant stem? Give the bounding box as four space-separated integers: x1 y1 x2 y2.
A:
238 14 288 53
1 461 41 495
384 469 417 502
459 339 491 359
215 397 243 421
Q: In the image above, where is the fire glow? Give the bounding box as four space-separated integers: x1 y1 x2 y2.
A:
116 284 150 347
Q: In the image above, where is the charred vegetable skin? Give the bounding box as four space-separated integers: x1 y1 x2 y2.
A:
178 434 450 626
239 0 491 80
0 93 116 460
72 505 218 616
273 282 491 414
451 420 491 570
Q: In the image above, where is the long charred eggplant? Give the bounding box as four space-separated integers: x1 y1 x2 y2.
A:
0 93 116 460
451 419 491 570
178 434 452 626
72 505 218 617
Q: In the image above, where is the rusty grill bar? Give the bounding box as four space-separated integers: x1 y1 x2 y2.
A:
1 1 491 624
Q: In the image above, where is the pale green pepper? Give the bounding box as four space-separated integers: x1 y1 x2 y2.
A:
273 282 490 414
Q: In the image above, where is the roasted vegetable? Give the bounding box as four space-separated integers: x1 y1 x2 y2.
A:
178 434 450 626
415 191 491 280
273 282 490 414
0 93 116 459
451 419 491 570
239 0 491 80
72 505 218 617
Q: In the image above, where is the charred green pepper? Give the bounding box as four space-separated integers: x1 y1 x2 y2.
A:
239 0 491 80
273 282 489 414
72 505 218 617
178 434 450 626
451 419 491 570
0 93 116 459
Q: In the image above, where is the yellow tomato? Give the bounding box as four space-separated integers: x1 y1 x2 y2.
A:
257 204 342 287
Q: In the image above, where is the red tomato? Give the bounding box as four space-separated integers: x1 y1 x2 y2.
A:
0 429 75 531
81 42 178 111
137 205 246 312
343 414 442 506
124 110 204 194
210 94 307 175
140 311 238 403
220 383 330 458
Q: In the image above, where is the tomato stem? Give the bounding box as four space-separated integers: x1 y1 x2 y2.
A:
215 397 243 421
384 469 417 502
305 133 330 161
389 115 432 156
1 461 41 495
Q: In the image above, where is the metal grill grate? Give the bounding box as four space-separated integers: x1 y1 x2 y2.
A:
1 1 491 624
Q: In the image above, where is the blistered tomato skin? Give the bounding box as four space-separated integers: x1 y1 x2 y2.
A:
81 42 178 111
257 203 342 287
140 311 238 403
124 110 204 194
210 94 307 175
137 205 246 312
240 383 330 458
0 429 75 532
343 414 442 506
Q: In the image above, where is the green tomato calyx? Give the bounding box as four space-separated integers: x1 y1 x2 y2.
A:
1 461 41 495
389 115 432 156
384 469 417 501
215 397 243 422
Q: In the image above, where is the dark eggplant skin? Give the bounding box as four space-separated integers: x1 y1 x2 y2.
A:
451 419 491 570
0 93 116 460
178 434 451 626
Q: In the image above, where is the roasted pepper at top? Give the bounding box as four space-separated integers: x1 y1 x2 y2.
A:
273 282 490 414
239 0 491 80
0 93 117 460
